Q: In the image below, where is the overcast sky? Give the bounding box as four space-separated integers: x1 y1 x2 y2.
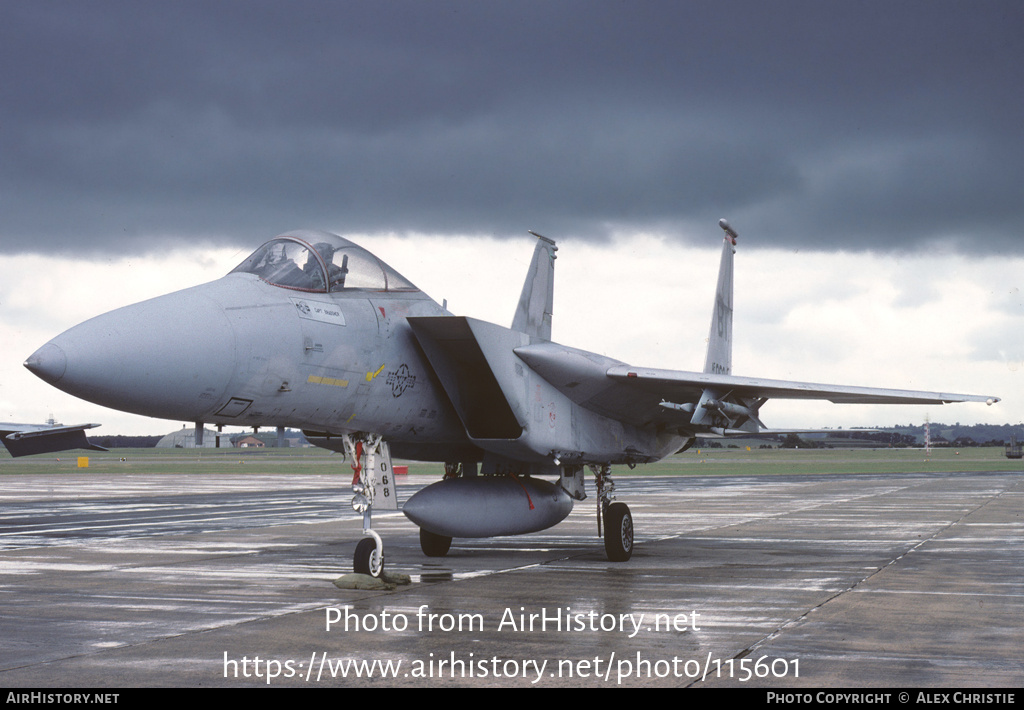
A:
1 1 1021 436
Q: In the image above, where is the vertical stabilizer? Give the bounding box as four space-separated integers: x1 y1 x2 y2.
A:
703 219 737 375
511 231 558 340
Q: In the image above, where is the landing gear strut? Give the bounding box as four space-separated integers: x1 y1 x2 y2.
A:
591 464 633 561
343 434 396 577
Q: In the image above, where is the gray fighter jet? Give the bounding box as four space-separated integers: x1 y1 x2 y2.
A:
24 221 998 576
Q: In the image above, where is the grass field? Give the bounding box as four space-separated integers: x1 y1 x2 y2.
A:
657 445 1022 476
1 445 1020 478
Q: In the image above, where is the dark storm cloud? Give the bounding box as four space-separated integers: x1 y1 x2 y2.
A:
2 0 1021 255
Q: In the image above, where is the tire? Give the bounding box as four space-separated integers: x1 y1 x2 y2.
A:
354 537 383 577
420 528 452 557
603 502 634 561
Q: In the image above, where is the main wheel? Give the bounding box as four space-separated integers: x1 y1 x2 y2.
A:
603 502 634 561
420 528 452 557
354 537 383 577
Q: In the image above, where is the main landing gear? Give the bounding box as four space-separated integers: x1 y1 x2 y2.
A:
419 528 452 557
592 464 633 561
603 501 634 561
415 461 459 557
562 463 634 561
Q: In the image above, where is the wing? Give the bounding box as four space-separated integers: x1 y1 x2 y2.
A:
0 423 106 457
612 365 997 430
514 341 999 434
607 365 998 405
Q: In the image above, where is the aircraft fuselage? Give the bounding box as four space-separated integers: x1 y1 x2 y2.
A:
26 252 685 470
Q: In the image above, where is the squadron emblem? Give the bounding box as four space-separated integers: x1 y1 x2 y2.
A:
386 364 416 397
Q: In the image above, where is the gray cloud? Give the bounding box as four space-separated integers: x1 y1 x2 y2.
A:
2 0 1022 255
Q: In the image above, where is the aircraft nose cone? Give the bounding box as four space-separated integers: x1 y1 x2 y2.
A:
24 343 68 384
28 284 237 421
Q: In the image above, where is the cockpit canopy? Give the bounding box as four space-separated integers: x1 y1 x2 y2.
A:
231 230 417 294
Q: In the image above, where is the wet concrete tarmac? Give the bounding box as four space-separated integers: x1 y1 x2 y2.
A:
0 470 1021 687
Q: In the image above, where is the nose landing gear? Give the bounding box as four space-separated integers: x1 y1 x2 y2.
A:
344 434 396 578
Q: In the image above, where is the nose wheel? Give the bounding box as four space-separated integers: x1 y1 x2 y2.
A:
354 534 384 577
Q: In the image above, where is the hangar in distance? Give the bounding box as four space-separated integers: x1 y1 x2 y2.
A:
24 220 999 576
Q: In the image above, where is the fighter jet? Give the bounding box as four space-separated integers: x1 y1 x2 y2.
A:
24 221 998 576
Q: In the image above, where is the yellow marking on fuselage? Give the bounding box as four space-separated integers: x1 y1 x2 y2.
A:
307 374 350 388
366 363 386 382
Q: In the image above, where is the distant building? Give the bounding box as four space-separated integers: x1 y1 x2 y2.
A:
157 427 309 449
229 430 310 448
156 426 224 449
234 435 265 448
